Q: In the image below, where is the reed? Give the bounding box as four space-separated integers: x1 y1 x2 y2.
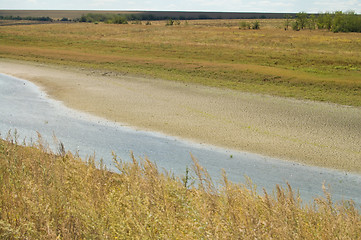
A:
0 135 360 239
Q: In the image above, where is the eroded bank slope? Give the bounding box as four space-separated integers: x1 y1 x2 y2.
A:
1 59 360 172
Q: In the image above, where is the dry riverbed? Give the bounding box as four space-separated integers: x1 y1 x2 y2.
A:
1 59 360 172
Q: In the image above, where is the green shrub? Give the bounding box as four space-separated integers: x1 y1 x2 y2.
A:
331 11 361 33
252 21 260 29
166 18 174 26
284 14 292 30
295 12 308 30
292 21 300 31
317 12 333 30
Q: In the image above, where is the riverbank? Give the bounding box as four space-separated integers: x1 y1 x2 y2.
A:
2 138 360 239
1 59 360 172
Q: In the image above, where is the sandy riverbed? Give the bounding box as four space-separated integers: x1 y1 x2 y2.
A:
1 59 360 172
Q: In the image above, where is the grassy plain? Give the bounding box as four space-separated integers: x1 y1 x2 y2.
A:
0 19 360 106
1 137 360 239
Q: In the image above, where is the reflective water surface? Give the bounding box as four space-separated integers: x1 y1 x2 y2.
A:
1 73 360 205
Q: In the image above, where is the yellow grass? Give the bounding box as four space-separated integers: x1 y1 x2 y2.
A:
0 20 360 106
1 19 360 238
1 135 360 239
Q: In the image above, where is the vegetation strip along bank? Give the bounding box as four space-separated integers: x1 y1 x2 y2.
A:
1 138 360 239
0 19 360 106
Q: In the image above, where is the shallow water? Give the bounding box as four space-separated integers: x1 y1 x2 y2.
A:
1 73 361 206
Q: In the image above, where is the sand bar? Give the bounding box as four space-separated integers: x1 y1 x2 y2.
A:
1 59 360 172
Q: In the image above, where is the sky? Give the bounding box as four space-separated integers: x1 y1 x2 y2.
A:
1 0 361 13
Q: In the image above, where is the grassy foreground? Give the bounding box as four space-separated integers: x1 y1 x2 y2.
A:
1 136 360 239
0 19 360 106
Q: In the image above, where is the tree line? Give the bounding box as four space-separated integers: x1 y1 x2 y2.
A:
1 11 359 32
77 13 219 23
289 11 361 32
78 13 128 24
0 15 53 22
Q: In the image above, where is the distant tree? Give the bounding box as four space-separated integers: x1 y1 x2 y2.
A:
296 12 308 29
141 14 157 21
308 14 317 30
198 14 210 19
284 14 292 30
332 11 361 32
0 15 53 22
291 11 361 32
292 21 300 31
79 15 87 22
291 12 309 31
113 15 128 24
317 12 333 30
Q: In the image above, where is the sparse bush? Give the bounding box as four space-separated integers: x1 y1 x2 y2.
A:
131 20 142 25
79 15 87 22
166 18 174 26
292 21 300 31
112 15 128 24
284 14 292 30
252 21 260 29
239 21 251 30
295 12 308 30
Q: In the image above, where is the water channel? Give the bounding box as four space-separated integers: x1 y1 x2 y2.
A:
1 73 360 206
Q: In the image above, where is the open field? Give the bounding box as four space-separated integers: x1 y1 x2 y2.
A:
0 19 360 106
1 138 360 239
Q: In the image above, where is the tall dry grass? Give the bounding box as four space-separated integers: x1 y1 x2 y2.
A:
0 135 360 239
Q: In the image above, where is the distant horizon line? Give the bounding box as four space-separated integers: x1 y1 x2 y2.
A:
2 9 357 14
